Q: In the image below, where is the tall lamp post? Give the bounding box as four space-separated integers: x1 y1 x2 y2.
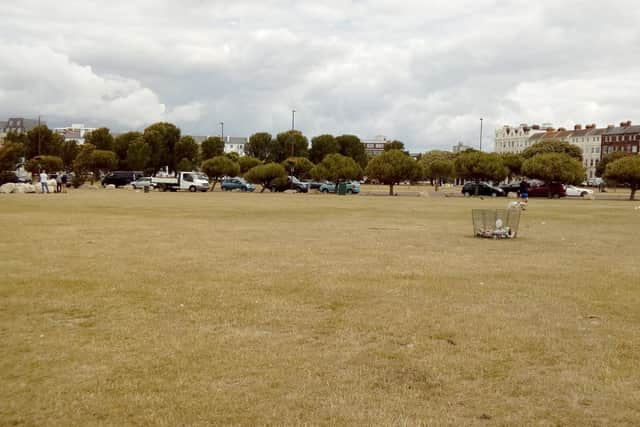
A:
220 122 224 141
479 117 483 151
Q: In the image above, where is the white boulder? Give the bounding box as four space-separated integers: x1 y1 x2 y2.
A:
0 183 16 193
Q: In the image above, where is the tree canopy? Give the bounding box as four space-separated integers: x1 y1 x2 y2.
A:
310 153 362 184
84 127 114 151
522 153 585 185
175 136 200 166
113 132 142 168
309 134 338 164
500 153 524 179
201 156 240 190
596 151 627 177
522 139 583 161
143 122 181 173
454 151 508 183
238 156 262 174
272 130 308 163
244 163 288 193
0 141 26 171
282 157 315 180
245 132 273 161
25 125 63 158
126 138 152 171
365 149 418 195
25 155 63 174
336 134 368 168
201 136 225 160
604 156 640 200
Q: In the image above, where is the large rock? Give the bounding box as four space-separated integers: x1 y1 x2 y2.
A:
0 183 16 193
20 183 37 193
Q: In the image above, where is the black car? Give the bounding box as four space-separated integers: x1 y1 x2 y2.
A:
101 171 144 187
461 182 505 197
500 182 522 196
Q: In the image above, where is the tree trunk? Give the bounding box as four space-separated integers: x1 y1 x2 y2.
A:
260 185 266 193
389 183 394 196
630 184 637 201
208 180 217 192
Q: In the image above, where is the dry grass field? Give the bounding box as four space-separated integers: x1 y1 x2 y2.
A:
1 189 639 426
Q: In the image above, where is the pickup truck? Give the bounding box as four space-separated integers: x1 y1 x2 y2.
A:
151 171 209 192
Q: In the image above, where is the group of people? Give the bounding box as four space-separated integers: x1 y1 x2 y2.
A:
38 170 68 194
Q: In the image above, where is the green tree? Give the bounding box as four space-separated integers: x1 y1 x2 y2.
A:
454 150 508 184
245 132 273 161
604 156 640 200
238 156 262 174
244 163 287 193
522 139 583 161
201 136 225 160
84 127 114 151
336 134 368 169
89 150 118 180
0 141 26 171
310 153 362 184
365 149 418 196
420 150 455 188
25 155 63 174
176 158 194 172
25 125 63 158
500 153 524 179
143 122 181 173
596 151 627 177
225 152 240 163
201 156 240 191
114 132 142 168
59 140 80 171
522 153 585 195
272 130 308 163
126 138 152 171
72 144 95 185
309 134 338 164
175 135 200 166
384 140 407 154
282 157 315 180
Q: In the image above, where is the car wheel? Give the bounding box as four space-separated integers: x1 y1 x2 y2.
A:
464 191 471 197
189 186 196 192
241 187 247 192
321 189 329 193
491 192 497 197
347 189 353 194
581 191 587 197
552 193 560 199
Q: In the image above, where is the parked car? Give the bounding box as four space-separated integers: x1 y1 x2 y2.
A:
221 177 255 192
271 176 308 193
461 182 505 197
304 180 327 190
102 170 144 187
527 181 566 198
319 181 361 194
565 185 594 197
131 177 156 189
500 182 522 197
586 177 604 187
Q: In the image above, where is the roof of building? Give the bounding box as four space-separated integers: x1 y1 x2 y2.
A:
601 125 640 135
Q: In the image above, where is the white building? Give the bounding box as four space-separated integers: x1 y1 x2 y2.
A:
224 136 247 156
452 141 473 153
53 124 97 144
494 123 553 154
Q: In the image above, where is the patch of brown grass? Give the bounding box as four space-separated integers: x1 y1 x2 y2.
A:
1 190 639 425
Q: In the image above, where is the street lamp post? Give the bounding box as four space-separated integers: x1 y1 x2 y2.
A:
291 109 296 131
479 118 483 151
220 122 224 141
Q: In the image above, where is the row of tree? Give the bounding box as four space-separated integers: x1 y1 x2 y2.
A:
0 122 638 198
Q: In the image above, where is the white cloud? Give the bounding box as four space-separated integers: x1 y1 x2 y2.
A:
1 0 640 151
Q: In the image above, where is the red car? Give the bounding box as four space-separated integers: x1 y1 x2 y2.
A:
527 181 566 198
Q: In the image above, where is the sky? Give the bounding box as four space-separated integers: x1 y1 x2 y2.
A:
1 0 639 152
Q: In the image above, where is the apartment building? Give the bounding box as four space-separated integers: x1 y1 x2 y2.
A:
53 124 97 144
601 121 640 156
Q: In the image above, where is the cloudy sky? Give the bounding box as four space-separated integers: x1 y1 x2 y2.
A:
1 1 639 152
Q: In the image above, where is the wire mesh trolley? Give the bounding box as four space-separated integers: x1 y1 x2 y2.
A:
472 208 521 239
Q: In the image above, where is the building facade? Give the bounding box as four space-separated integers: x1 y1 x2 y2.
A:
494 123 552 154
452 141 473 153
53 124 97 144
601 121 640 157
361 135 389 156
223 136 247 156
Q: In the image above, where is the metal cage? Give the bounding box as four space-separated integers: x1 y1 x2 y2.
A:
472 208 521 239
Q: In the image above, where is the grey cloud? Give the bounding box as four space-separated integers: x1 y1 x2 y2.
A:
1 0 640 152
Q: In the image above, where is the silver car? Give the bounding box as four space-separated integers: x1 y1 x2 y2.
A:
131 177 155 189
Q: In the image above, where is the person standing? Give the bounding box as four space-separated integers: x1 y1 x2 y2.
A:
519 178 529 205
61 173 68 193
56 174 63 193
40 170 50 194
